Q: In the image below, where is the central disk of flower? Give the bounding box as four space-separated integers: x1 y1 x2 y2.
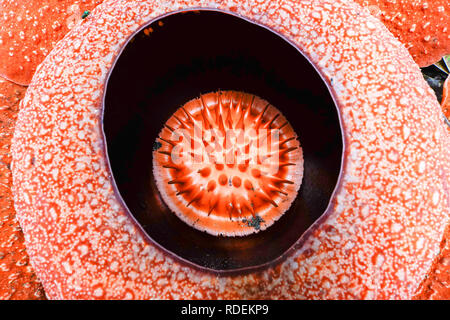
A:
153 91 303 236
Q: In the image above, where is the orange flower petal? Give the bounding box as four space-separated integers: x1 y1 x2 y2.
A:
11 0 450 299
0 0 104 85
0 76 45 299
414 224 450 299
355 0 450 67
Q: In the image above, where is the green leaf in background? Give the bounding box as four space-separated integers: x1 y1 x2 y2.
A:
443 55 450 71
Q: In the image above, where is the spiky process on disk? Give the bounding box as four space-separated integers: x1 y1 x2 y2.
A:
153 91 303 236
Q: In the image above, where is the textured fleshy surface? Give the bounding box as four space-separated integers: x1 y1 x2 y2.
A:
153 91 303 236
11 0 450 299
417 71 450 298
414 223 450 299
355 0 450 67
0 0 104 85
0 76 45 299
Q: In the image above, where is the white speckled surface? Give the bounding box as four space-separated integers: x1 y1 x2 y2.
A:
11 0 450 299
0 0 105 85
354 0 450 67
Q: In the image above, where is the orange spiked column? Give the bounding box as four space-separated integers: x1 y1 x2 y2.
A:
0 0 105 86
153 91 303 236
